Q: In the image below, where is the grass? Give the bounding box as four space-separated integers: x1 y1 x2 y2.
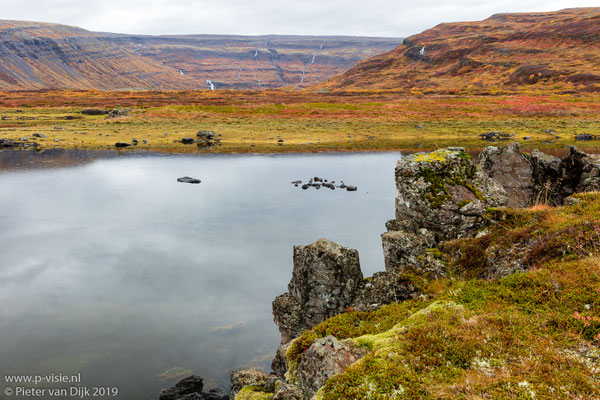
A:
280 192 600 399
0 91 599 153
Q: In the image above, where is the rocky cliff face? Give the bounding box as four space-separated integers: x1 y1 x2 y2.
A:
0 20 400 90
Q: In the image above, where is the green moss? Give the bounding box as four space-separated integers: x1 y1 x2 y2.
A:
286 300 429 367
234 386 273 400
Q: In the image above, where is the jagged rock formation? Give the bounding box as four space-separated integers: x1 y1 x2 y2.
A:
272 238 420 345
272 239 363 344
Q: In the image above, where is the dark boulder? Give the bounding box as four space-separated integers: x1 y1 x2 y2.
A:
177 176 201 184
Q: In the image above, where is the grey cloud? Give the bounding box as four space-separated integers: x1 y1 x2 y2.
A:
0 0 597 37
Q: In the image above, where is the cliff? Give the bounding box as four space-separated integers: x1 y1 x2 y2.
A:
0 20 400 90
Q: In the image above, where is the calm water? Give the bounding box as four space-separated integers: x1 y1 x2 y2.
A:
0 150 401 399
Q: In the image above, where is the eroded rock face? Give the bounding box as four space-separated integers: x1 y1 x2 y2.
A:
383 147 507 276
273 239 363 344
477 142 534 208
296 336 368 398
394 147 507 241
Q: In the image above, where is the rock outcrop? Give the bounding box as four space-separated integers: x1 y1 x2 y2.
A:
382 147 507 277
272 239 363 344
393 147 507 241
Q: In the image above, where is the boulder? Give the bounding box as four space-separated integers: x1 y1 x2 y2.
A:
197 130 216 141
177 176 201 184
106 108 130 119
229 369 278 400
181 138 195 144
115 142 132 148
272 239 363 344
296 336 368 398
477 142 534 207
81 109 109 115
160 376 228 400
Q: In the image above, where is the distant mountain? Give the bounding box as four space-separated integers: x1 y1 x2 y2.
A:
322 8 600 94
0 20 401 90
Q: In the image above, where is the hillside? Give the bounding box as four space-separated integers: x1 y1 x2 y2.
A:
0 20 400 91
323 8 600 94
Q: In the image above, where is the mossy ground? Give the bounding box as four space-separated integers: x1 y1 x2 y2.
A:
288 193 600 399
234 385 273 400
0 91 599 153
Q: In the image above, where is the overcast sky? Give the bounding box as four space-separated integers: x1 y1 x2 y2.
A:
1 0 598 37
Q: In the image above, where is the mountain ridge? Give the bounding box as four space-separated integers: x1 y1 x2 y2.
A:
0 20 401 91
322 7 600 94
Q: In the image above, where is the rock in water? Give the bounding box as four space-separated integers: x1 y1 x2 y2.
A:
177 176 201 184
159 376 204 400
477 142 534 208
272 238 363 344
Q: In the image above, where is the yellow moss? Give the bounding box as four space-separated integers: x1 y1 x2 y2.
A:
234 386 273 400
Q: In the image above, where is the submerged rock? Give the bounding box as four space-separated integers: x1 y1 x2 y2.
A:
272 239 363 344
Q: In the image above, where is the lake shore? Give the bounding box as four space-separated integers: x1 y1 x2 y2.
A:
0 91 599 154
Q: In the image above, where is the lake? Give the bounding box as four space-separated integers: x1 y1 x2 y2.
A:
0 149 402 399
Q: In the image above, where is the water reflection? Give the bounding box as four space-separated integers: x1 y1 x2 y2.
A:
0 151 401 398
